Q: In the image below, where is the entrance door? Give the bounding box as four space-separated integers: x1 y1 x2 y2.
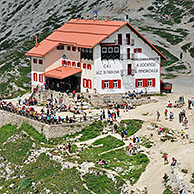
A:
128 64 132 75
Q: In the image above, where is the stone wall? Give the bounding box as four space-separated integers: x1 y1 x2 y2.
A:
0 110 90 139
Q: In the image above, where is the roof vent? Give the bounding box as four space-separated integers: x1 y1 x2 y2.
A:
35 36 39 48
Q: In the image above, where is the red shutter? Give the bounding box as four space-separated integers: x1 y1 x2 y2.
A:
86 79 89 88
83 64 86 69
72 62 76 66
109 80 113 88
118 80 121 88
33 73 37 81
143 79 148 87
62 60 65 65
152 78 155 87
102 80 105 89
83 79 85 87
135 79 138 87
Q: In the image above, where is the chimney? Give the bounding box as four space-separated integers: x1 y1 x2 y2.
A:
105 16 110 21
35 36 39 48
86 14 89 20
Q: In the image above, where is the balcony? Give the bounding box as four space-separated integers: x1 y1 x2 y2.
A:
120 69 137 76
120 53 136 60
114 39 135 46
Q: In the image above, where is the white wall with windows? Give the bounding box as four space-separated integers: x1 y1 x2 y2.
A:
93 24 161 94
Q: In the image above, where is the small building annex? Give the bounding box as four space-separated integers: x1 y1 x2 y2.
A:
25 18 167 95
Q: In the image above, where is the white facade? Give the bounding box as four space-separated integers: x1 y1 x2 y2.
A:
93 25 161 94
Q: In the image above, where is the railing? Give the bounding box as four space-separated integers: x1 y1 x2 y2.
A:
120 53 136 60
120 69 137 76
114 39 135 46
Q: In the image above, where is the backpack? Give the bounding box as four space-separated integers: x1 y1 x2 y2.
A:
124 130 128 135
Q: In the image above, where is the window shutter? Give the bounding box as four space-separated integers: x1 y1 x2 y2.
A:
33 73 37 81
86 79 89 88
62 60 65 65
67 61 71 66
143 79 148 87
152 78 156 87
118 80 121 88
109 80 113 88
135 79 138 87
102 80 105 89
83 79 85 87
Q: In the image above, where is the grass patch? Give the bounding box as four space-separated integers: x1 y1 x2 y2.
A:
141 136 153 148
162 73 177 79
181 42 192 52
154 45 179 67
79 135 124 162
191 173 194 183
83 169 125 194
118 119 143 136
165 65 187 72
100 149 149 185
20 123 47 143
189 47 194 58
0 124 19 144
0 132 33 165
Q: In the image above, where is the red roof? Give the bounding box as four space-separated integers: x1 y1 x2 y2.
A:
42 66 82 79
25 19 167 60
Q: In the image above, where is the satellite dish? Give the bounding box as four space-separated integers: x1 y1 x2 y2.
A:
62 54 66 59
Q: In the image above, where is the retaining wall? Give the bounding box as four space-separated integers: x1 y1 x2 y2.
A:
0 110 90 139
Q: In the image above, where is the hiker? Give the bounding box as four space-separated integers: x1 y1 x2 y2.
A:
116 108 120 117
132 135 136 143
169 111 174 121
162 173 169 182
158 127 163 135
163 154 168 164
171 157 177 167
180 129 185 138
67 143 71 152
18 96 21 105
180 49 183 60
164 109 168 119
113 124 118 133
121 131 124 141
156 111 160 121
124 129 128 139
72 90 76 98
188 99 192 109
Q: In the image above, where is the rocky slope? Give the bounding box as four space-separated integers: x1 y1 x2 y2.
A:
0 0 194 97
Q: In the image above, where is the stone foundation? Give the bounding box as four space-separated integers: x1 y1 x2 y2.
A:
0 110 90 139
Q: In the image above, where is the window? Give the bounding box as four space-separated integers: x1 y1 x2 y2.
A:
78 47 81 52
113 80 118 88
33 59 37 64
83 63 86 69
72 47 76 51
134 48 142 53
148 79 152 87
39 59 43 65
67 46 71 51
57 45 64 50
102 80 121 89
126 34 130 45
101 46 120 60
77 62 81 68
39 74 43 82
102 47 107 53
83 79 87 88
128 64 132 75
87 64 91 70
81 48 93 60
88 80 92 89
102 80 109 89
118 34 122 45
137 79 143 87
114 47 119 53
108 47 113 53
33 73 37 82
72 62 76 67
127 48 130 59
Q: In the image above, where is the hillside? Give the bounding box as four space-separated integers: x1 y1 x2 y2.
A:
0 0 194 97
